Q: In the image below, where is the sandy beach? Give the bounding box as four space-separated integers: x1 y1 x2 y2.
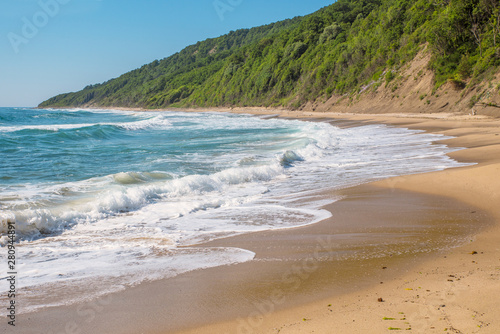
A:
7 0 500 332
12 111 500 334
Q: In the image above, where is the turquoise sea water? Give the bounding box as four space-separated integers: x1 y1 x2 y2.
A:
0 107 468 312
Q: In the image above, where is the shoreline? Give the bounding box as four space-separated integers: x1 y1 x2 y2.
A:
10 110 500 334
174 111 500 334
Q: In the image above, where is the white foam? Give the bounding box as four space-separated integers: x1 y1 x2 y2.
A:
11 246 255 314
0 162 287 242
0 114 171 133
0 123 98 132
115 114 172 130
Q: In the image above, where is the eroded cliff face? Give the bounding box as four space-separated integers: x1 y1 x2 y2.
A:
305 46 500 117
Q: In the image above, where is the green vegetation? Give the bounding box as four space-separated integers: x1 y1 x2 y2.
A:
39 0 500 109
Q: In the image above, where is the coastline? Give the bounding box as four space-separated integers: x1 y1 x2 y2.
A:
176 111 500 334
11 110 500 334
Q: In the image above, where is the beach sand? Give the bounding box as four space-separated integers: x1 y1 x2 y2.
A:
12 111 500 334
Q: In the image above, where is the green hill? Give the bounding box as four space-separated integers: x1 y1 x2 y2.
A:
39 0 500 112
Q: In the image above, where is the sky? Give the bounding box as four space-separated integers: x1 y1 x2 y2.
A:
0 0 334 107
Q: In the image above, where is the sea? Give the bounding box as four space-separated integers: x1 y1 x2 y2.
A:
0 107 469 312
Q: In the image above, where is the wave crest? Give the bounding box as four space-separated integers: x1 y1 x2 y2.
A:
0 162 284 243
0 115 171 133
115 115 172 131
280 150 304 167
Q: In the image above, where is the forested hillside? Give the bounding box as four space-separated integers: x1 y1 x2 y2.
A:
40 0 500 112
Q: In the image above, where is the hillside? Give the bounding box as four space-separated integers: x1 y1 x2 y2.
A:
40 0 500 116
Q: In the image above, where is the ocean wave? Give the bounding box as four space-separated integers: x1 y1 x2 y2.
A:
0 114 171 133
44 108 130 114
112 171 173 184
280 150 304 167
0 117 338 243
114 114 172 130
0 162 285 243
0 123 99 133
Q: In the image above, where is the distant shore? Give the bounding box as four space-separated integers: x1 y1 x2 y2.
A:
15 109 500 334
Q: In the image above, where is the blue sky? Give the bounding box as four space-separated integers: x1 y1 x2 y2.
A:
0 0 334 107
